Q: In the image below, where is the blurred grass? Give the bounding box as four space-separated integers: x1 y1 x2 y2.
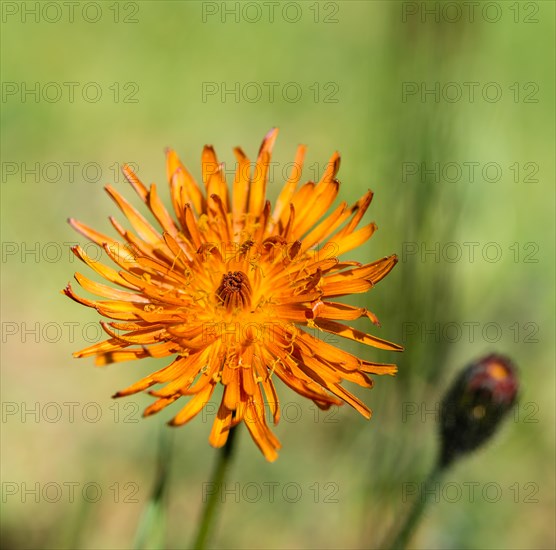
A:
1 1 555 549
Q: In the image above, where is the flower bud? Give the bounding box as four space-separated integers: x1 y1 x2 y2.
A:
439 353 518 468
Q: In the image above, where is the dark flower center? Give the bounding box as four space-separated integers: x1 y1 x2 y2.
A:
216 271 252 311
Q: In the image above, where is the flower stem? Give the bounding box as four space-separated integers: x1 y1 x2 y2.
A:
192 427 238 550
386 460 445 550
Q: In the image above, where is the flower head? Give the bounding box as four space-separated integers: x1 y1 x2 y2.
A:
64 129 401 461
439 353 519 467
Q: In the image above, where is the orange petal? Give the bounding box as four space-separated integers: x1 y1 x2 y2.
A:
271 143 306 225
166 148 204 215
71 245 138 289
208 401 234 448
361 362 398 376
74 272 148 302
232 147 250 232
333 222 377 257
294 180 339 238
322 255 398 297
148 183 180 237
104 185 162 246
143 395 180 417
334 190 373 239
169 381 216 426
249 129 279 217
122 164 148 202
300 201 349 253
314 319 403 352
69 218 117 248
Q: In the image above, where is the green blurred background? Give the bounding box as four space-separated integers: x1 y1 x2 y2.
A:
1 1 554 548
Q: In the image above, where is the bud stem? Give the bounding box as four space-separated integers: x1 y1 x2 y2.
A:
385 460 446 550
133 427 174 549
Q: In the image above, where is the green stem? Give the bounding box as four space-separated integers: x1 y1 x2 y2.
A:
133 427 173 550
386 460 445 550
192 427 238 550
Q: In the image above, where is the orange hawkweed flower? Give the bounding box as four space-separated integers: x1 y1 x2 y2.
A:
64 129 402 461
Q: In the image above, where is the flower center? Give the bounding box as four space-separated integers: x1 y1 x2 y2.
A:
216 271 252 311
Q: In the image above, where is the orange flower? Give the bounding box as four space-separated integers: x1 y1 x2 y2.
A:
64 129 402 461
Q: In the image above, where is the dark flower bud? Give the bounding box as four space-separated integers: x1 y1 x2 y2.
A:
439 353 518 468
